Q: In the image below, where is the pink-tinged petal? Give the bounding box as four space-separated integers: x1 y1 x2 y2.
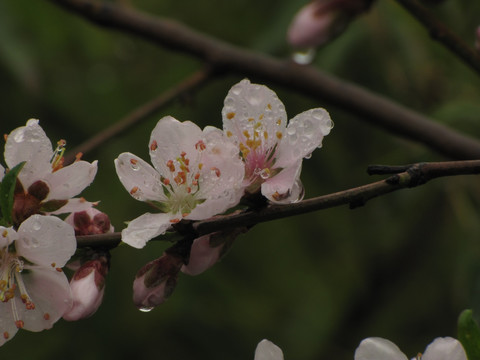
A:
121 212 175 249
275 108 333 168
422 337 467 360
16 215 76 267
261 162 303 204
0 302 19 346
0 164 4 182
5 119 53 189
149 116 202 173
19 266 72 332
47 197 97 215
354 338 408 360
222 79 287 149
115 153 166 202
63 271 104 321
0 226 17 248
181 235 222 276
46 160 98 200
254 339 284 360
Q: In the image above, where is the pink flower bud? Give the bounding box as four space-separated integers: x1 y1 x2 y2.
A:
287 0 372 49
133 253 184 311
65 208 114 235
63 256 109 321
181 227 247 276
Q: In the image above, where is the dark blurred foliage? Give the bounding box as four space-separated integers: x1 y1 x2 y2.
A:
1 0 480 359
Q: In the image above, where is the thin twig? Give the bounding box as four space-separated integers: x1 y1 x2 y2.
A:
48 0 480 160
76 159 480 248
64 68 212 164
393 0 480 75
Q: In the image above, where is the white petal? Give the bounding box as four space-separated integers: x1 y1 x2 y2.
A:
0 301 19 346
422 337 467 360
149 116 203 173
4 119 53 189
254 339 284 360
46 160 98 199
261 162 303 203
16 215 76 267
115 153 166 202
354 338 408 360
188 128 245 219
0 226 17 248
222 79 287 149
121 212 174 249
0 164 4 182
275 108 333 168
19 266 73 332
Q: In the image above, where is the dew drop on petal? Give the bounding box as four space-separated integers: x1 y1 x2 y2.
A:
131 163 140 171
292 48 316 65
139 307 153 313
13 131 25 143
304 153 312 159
259 169 270 180
32 220 42 231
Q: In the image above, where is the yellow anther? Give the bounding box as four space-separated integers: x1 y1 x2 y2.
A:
276 132 283 139
226 112 235 119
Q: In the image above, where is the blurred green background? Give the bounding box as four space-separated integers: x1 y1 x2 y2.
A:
2 0 480 359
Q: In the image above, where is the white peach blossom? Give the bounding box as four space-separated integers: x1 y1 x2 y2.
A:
354 337 467 360
0 215 76 345
115 116 245 249
222 79 333 203
4 119 97 226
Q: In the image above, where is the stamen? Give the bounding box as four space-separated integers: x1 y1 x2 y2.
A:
15 320 24 329
150 140 158 151
226 112 235 119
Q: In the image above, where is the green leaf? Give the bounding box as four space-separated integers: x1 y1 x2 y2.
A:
458 309 480 360
0 161 25 225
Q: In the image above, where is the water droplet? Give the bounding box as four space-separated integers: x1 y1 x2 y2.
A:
292 48 316 65
13 132 25 143
139 307 153 313
32 220 42 231
286 127 296 136
260 169 270 180
131 164 140 171
304 153 312 159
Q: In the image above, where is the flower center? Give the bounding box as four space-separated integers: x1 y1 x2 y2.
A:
0 245 36 330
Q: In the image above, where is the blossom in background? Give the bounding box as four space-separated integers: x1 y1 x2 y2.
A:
63 208 112 321
287 0 373 50
354 337 467 360
222 79 333 203
255 339 284 360
0 215 76 346
4 119 97 226
115 116 245 249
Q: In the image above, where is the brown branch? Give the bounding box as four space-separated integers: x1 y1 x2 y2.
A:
393 0 480 75
64 68 212 164
76 159 480 248
48 0 480 160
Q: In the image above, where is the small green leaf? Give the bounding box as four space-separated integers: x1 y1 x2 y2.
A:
458 309 480 360
0 161 25 225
